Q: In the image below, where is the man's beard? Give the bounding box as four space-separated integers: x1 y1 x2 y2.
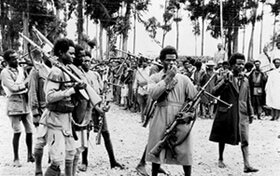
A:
61 55 72 65
74 58 83 67
232 68 240 76
9 62 18 68
82 65 89 72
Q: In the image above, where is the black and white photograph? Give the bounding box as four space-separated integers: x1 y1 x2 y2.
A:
0 0 280 176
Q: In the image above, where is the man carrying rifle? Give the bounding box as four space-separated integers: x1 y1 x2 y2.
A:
69 44 99 176
146 46 197 176
133 57 150 123
40 38 87 176
78 50 124 172
209 53 258 173
28 49 52 176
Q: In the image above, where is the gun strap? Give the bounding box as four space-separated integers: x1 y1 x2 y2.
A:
71 116 90 128
173 117 196 147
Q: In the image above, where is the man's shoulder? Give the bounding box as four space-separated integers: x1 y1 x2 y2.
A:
1 67 9 75
0 67 19 78
149 70 164 82
176 73 193 82
86 70 99 77
47 66 64 81
0 67 9 82
151 70 163 77
50 66 63 74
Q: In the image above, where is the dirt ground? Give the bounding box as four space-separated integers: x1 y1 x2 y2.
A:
0 95 280 176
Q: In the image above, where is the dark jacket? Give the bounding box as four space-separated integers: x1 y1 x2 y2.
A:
209 74 253 145
248 69 267 106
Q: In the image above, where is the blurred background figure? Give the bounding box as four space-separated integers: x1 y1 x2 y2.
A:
265 58 280 121
213 43 228 64
248 60 267 120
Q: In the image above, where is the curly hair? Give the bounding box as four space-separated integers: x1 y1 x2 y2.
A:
229 53 245 66
3 49 15 62
53 38 74 57
159 46 178 61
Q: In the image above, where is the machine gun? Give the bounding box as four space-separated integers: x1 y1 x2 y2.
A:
149 74 232 158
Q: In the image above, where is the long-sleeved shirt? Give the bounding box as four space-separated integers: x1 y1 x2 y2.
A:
1 66 30 115
28 62 50 116
213 49 228 64
133 67 150 95
1 66 27 96
84 70 103 95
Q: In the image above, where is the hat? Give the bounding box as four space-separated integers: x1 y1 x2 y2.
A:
205 60 216 66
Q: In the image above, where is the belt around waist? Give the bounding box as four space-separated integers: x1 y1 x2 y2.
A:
156 100 183 107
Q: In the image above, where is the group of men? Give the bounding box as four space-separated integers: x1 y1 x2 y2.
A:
1 38 123 176
3 38 280 176
137 47 260 176
107 45 262 176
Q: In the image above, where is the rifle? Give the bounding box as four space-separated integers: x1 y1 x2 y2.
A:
19 32 102 107
95 84 111 145
115 49 158 66
95 113 104 145
149 73 232 158
142 99 156 128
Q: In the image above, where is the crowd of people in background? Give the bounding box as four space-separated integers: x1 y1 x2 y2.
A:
0 39 279 176
99 42 279 123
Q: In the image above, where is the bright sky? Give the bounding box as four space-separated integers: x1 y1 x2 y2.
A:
66 1 279 59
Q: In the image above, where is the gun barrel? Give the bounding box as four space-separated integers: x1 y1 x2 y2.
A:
203 91 232 108
32 26 54 48
115 48 138 58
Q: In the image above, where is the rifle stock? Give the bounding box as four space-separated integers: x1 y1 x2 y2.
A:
95 116 104 145
149 136 168 157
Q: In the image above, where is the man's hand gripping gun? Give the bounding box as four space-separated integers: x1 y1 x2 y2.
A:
95 90 111 145
149 74 232 158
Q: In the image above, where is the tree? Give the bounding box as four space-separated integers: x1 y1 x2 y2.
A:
168 0 187 50
186 0 209 56
259 0 266 54
246 0 259 61
85 0 122 59
132 0 151 53
142 16 162 48
206 0 250 57
77 0 84 45
161 0 174 48
192 19 200 56
0 0 62 52
121 0 133 52
267 0 280 50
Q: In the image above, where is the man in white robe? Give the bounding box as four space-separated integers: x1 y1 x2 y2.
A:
265 58 280 120
146 46 197 176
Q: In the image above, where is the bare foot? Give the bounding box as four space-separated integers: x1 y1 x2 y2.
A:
218 160 226 168
136 164 149 176
13 160 22 167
